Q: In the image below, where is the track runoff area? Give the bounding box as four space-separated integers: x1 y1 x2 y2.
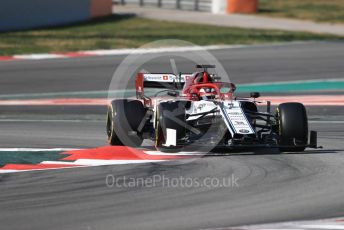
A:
0 79 343 173
0 42 343 173
0 43 343 229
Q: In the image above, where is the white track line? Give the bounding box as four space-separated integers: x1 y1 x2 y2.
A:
3 45 243 61
13 54 65 60
74 159 165 166
0 166 86 174
40 161 80 165
0 160 167 174
144 150 206 156
204 217 344 230
309 120 344 124
300 225 344 229
0 41 317 62
240 78 344 86
0 169 20 173
75 45 244 56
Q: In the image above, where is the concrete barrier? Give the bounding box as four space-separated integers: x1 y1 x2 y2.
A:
212 0 226 14
0 0 113 32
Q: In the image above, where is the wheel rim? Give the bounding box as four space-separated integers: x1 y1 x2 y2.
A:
106 106 114 140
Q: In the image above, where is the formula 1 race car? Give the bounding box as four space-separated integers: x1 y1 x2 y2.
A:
106 65 318 152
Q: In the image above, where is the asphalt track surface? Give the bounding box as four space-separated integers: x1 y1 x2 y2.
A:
0 41 344 230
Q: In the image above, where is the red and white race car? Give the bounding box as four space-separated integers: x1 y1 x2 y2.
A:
106 65 318 152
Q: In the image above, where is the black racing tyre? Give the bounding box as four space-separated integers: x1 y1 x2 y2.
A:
106 99 146 147
155 101 187 152
276 102 308 152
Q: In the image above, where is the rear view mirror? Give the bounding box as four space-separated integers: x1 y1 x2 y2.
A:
250 92 260 98
212 76 221 81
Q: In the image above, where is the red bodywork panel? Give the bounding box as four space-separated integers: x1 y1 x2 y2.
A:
184 82 236 100
136 73 144 98
182 71 236 100
135 73 152 107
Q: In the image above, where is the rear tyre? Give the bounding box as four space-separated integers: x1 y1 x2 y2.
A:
276 102 308 152
155 101 187 152
107 99 146 147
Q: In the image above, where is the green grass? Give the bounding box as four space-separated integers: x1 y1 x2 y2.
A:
0 15 342 55
259 0 344 23
0 151 70 167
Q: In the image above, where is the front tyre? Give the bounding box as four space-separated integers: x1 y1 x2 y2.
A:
107 99 146 147
276 102 308 152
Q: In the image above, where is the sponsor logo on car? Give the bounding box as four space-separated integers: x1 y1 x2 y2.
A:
197 103 207 111
235 121 246 125
145 75 163 81
239 129 250 133
228 112 241 115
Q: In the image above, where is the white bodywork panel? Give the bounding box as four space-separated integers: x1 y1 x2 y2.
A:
186 100 255 136
220 101 255 135
163 128 177 147
186 101 217 120
152 98 255 142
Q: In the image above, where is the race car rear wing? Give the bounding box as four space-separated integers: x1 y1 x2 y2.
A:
135 73 193 98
